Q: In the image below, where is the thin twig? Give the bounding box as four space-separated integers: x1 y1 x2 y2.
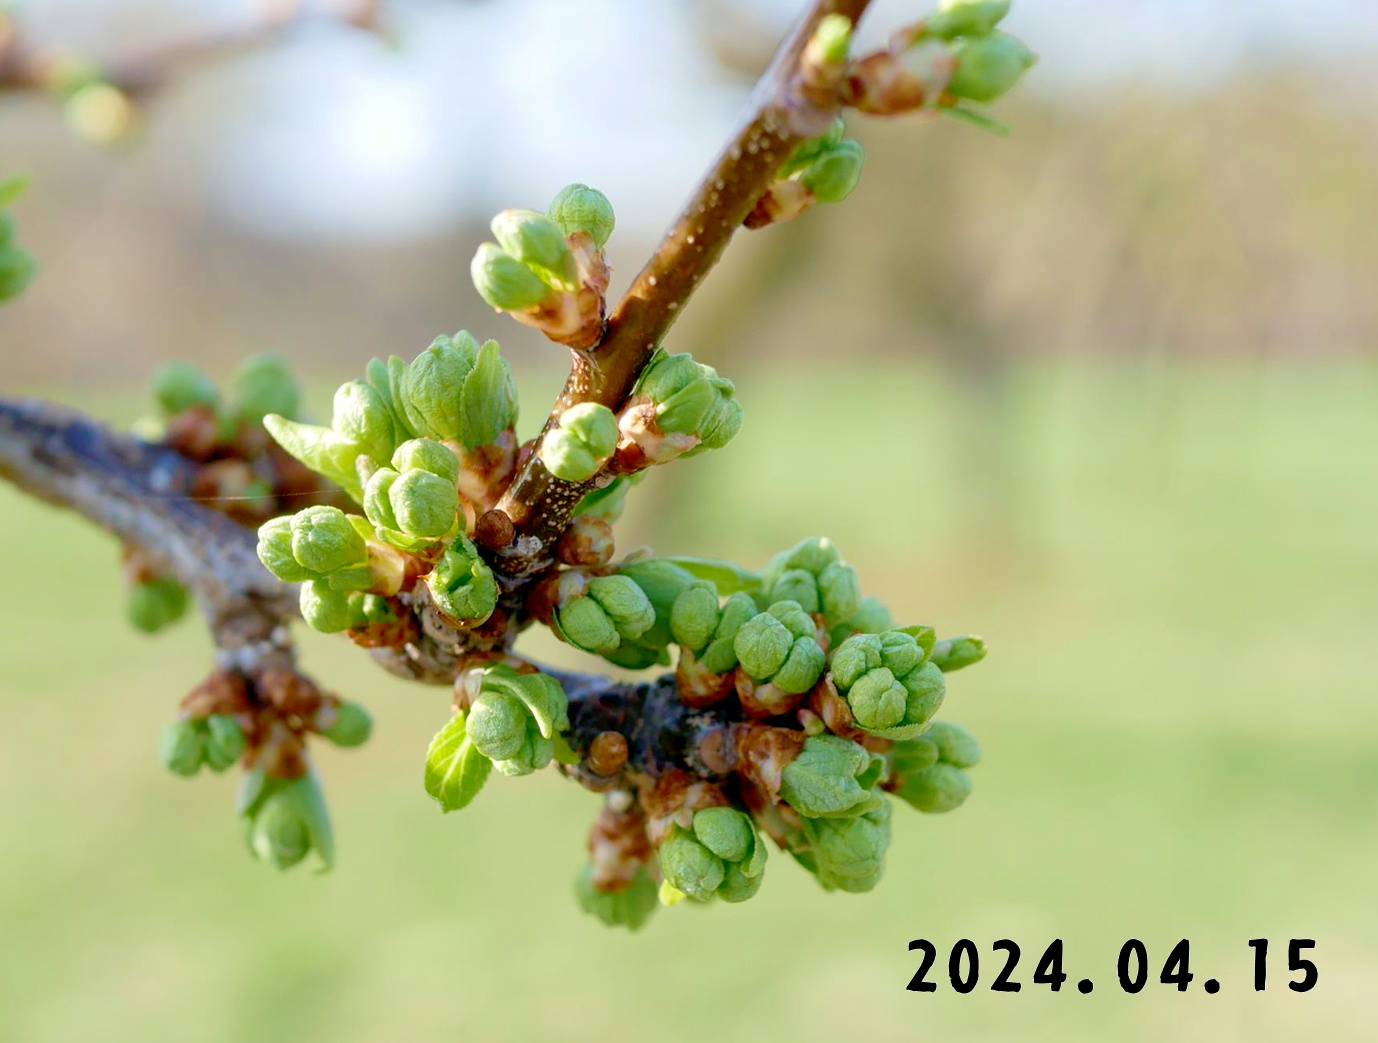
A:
493 0 874 577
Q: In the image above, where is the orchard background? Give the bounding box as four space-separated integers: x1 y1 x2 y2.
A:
2 1 1376 1041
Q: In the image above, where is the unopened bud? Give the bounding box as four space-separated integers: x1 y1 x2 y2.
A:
547 183 616 250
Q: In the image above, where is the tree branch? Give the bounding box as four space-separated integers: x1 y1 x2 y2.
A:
494 0 874 576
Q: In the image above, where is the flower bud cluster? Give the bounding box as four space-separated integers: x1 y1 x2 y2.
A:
159 713 248 777
616 350 743 469
540 402 618 482
658 806 767 904
471 184 614 349
830 628 945 739
460 664 569 776
745 120 865 230
840 0 1035 123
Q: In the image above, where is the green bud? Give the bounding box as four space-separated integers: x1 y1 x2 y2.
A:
159 719 204 777
658 828 724 902
242 774 333 871
459 338 518 449
541 402 618 482
332 379 396 466
391 438 459 483
588 575 656 640
768 536 841 577
670 581 721 652
890 735 940 777
365 356 411 440
797 139 865 204
818 561 861 624
362 468 401 535
290 506 367 575
734 610 794 679
930 634 988 672
733 601 824 691
656 379 716 436
689 391 744 453
151 361 218 416
257 516 313 582
127 576 190 633
467 691 529 762
848 667 907 729
894 762 971 813
234 354 300 422
925 720 981 769
946 31 1036 103
425 536 498 626
700 591 758 674
547 183 616 250
806 12 852 66
322 701 373 748
575 865 658 931
491 208 576 286
659 808 766 904
424 709 493 812
300 579 359 634
779 735 886 819
830 631 944 739
557 595 621 654
694 806 754 864
397 334 479 443
0 243 37 301
203 714 246 772
799 798 891 892
770 568 820 613
471 243 553 311
928 0 1011 39
574 473 644 523
389 469 458 539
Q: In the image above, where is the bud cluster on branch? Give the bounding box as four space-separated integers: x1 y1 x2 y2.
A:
0 0 1032 933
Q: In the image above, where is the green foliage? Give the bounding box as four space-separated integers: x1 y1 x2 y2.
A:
239 771 335 872
575 866 658 931
423 710 493 812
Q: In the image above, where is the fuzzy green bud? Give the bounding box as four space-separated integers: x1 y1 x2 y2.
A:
127 576 190 633
242 774 334 872
0 243 36 301
556 574 656 655
830 630 945 739
459 338 518 448
669 581 721 652
462 666 567 775
946 31 1036 103
541 402 619 482
300 579 360 634
926 720 981 768
331 379 396 466
928 0 1011 39
797 139 865 204
890 721 978 813
930 634 987 672
425 536 498 626
202 714 246 772
257 516 313 582
699 591 758 674
633 351 743 454
390 469 458 539
391 438 458 482
575 866 658 931
234 354 300 422
396 333 479 443
159 718 204 777
547 183 615 250
322 701 373 747
151 361 218 416
734 601 826 693
895 762 972 813
659 807 767 904
492 208 576 286
471 243 552 311
778 734 886 819
290 506 368 575
799 798 891 892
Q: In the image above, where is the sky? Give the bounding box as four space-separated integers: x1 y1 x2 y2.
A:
19 0 1378 240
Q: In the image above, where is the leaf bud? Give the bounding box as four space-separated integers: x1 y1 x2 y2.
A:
930 634 988 671
203 714 247 772
547 183 615 250
491 208 576 286
425 536 499 627
470 243 552 312
778 734 886 819
396 334 479 443
321 700 373 748
458 338 519 449
945 31 1036 103
159 719 204 777
541 402 619 482
151 361 218 417
290 506 368 575
242 774 334 871
234 353 300 422
127 576 190 633
927 0 1011 39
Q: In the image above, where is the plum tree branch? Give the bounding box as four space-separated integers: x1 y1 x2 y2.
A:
493 0 875 577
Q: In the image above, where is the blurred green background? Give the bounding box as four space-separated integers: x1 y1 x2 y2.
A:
3 1 1378 1041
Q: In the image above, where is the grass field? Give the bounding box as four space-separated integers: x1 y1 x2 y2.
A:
2 356 1375 1042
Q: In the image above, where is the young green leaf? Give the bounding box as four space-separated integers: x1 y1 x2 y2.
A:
424 711 493 812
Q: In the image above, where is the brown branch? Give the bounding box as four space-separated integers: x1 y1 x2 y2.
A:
493 0 874 578
0 1 379 99
0 397 297 654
